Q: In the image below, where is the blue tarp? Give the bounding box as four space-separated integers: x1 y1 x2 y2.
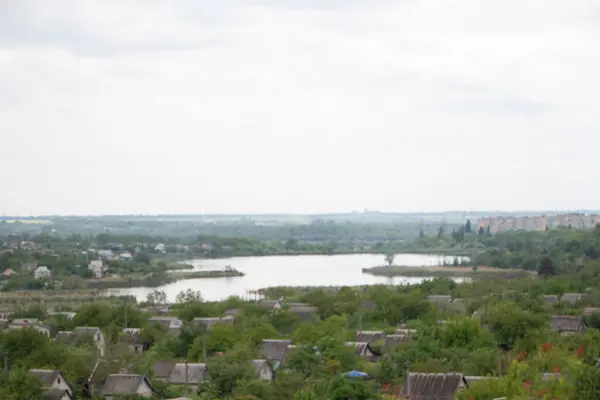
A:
343 370 369 378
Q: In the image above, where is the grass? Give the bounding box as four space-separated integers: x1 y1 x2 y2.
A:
362 265 535 278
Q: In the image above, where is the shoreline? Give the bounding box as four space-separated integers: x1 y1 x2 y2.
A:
362 265 534 278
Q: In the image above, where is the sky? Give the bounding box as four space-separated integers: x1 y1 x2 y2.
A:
0 0 599 216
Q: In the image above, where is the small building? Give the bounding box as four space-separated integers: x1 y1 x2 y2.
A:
121 328 145 353
355 330 385 343
100 374 154 399
192 315 234 331
41 389 73 400
428 295 452 304
168 363 208 388
29 369 73 397
344 342 381 360
34 266 52 280
88 260 104 279
9 318 51 336
252 360 274 381
97 250 115 260
550 315 588 335
3 268 17 277
383 334 414 351
258 299 282 310
560 293 583 305
153 360 178 381
55 327 106 356
542 295 559 305
400 372 468 399
584 307 600 316
119 252 133 261
154 244 166 254
261 339 293 366
288 306 319 321
148 316 183 336
47 312 76 320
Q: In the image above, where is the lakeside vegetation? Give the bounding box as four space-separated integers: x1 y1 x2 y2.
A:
362 265 534 278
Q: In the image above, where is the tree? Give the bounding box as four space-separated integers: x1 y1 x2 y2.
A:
133 252 151 264
0 369 44 400
465 219 472 233
537 255 558 278
146 290 167 305
437 226 444 239
478 226 485 236
384 253 395 267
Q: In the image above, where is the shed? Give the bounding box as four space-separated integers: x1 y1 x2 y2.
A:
550 315 588 335
560 293 583 305
288 306 318 321
584 307 600 316
192 315 234 331
542 295 559 304
153 360 178 381
400 372 467 400
168 363 208 386
344 342 381 360
383 334 413 351
100 374 154 398
261 339 293 364
428 295 452 304
356 330 385 343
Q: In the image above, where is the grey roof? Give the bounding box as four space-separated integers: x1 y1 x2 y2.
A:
258 299 281 309
288 306 318 321
344 342 381 358
168 363 208 385
121 328 142 345
400 372 466 399
542 295 559 304
584 307 600 316
72 326 101 335
21 261 38 271
356 330 385 343
428 295 452 304
153 360 178 379
383 334 413 351
560 293 582 305
192 315 234 330
12 318 41 326
224 308 242 317
42 390 72 400
550 315 587 333
261 339 293 362
29 369 61 387
100 374 153 395
149 316 182 327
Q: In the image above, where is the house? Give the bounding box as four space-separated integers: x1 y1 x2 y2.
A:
154 244 166 254
252 359 274 381
29 369 73 397
168 363 208 388
153 360 178 381
100 374 154 399
21 261 38 272
224 308 242 317
88 260 104 279
400 372 468 399
542 295 559 305
3 268 17 277
97 250 115 260
55 327 106 356
258 299 282 310
288 306 318 321
119 252 133 261
41 390 73 400
148 316 183 336
192 315 234 331
48 312 77 320
356 330 385 343
261 339 293 366
34 266 52 280
550 315 588 335
560 293 583 305
428 295 452 304
9 318 51 336
344 342 381 360
584 307 600 316
383 334 414 351
121 328 145 353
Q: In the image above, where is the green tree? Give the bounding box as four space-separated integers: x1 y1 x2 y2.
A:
465 219 472 233
384 253 395 267
133 252 151 265
537 255 558 278
0 369 44 400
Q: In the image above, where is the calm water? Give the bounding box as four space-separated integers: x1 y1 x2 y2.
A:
106 253 465 302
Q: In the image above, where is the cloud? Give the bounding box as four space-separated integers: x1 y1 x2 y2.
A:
0 0 599 215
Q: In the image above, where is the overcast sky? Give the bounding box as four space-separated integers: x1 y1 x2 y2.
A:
0 0 599 216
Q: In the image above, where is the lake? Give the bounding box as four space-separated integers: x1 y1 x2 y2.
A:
106 253 465 302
